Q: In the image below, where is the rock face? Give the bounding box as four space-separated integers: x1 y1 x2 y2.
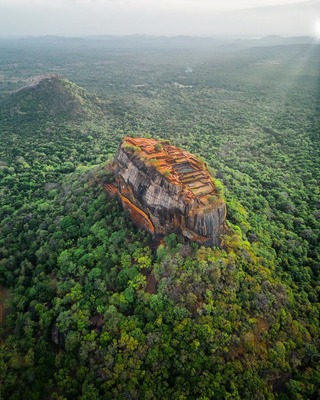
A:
107 137 226 246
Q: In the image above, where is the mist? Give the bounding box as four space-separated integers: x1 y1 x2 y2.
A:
0 0 319 38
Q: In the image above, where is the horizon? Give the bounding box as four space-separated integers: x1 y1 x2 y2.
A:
0 33 319 41
0 0 319 38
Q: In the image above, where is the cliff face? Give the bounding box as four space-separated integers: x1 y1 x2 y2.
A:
108 137 226 246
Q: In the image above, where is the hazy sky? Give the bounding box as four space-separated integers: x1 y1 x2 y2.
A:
0 0 319 38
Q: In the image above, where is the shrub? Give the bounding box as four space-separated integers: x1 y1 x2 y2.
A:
154 143 163 152
123 143 141 153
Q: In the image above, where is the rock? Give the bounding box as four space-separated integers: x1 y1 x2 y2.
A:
51 324 66 348
107 137 226 247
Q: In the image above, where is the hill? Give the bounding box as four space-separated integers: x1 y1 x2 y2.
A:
0 75 116 222
0 74 105 124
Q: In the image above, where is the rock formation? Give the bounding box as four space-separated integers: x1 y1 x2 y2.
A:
105 137 226 246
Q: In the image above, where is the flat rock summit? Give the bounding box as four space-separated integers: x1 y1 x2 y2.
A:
106 137 226 246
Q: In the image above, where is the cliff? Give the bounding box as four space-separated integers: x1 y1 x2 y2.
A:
106 137 226 246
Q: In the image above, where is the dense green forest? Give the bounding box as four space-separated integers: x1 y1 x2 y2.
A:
0 37 319 399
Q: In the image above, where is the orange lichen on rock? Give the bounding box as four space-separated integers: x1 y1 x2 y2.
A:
103 183 118 197
120 194 155 233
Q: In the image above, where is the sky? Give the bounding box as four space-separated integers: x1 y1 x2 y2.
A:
0 0 319 38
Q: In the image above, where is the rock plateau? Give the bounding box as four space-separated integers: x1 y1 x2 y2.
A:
105 137 226 246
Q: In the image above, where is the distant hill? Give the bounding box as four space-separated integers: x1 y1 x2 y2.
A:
0 74 105 124
249 35 316 47
4 34 317 52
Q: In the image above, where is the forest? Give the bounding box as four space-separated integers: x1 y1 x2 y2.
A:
0 36 319 399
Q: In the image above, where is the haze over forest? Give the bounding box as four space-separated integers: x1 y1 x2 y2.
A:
1 0 320 38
